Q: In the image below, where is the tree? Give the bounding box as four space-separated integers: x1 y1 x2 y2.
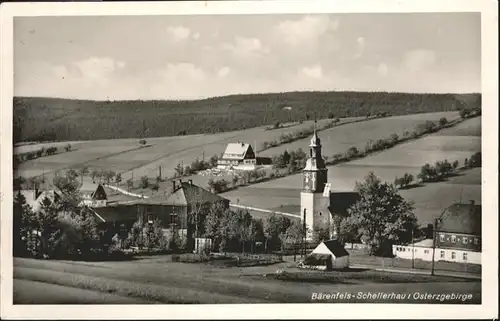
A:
452 160 459 171
209 155 219 168
284 220 306 261
66 169 79 181
140 176 149 189
417 163 438 182
344 172 418 255
263 213 291 252
174 164 184 177
65 143 72 152
90 169 99 183
13 191 36 257
469 152 481 168
345 147 359 159
312 226 330 245
435 160 452 178
459 109 470 119
78 166 89 185
439 117 448 126
232 209 253 254
338 218 359 245
36 199 62 258
115 173 122 185
53 173 82 212
204 201 226 251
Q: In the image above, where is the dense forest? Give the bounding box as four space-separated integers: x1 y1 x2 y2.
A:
13 91 481 143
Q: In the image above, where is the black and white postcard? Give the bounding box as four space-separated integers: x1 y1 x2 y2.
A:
1 0 498 319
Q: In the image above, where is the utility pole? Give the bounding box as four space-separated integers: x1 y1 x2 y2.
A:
411 228 415 269
158 166 162 180
302 208 307 259
431 218 438 276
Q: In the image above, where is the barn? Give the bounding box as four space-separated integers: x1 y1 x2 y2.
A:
302 239 350 270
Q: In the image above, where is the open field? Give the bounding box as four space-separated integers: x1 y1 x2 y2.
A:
13 256 480 304
258 111 460 158
120 111 464 196
14 117 345 181
222 117 481 225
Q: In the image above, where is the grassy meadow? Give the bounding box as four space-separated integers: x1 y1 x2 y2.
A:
13 256 480 304
223 117 481 225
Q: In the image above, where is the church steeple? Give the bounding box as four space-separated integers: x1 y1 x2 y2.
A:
303 120 328 193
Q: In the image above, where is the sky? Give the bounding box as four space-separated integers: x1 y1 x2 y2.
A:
14 13 481 100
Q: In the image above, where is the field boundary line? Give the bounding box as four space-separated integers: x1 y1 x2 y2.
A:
230 204 299 218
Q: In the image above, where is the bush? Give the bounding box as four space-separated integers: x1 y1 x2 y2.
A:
140 176 149 188
139 139 147 145
65 143 72 152
439 117 448 126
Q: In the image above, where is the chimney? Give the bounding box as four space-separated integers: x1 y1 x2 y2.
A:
188 179 193 185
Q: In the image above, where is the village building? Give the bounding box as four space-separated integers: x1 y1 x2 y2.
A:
300 128 360 240
301 239 350 270
15 188 60 212
393 201 481 265
85 179 230 249
217 141 272 170
79 183 108 207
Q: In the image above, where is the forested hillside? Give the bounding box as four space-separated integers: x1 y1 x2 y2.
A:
13 91 481 143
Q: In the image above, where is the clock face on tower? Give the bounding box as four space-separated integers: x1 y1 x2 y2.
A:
303 172 311 190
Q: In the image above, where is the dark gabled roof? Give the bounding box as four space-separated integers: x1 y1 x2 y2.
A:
327 192 361 217
322 239 349 258
138 182 228 206
88 204 138 223
91 184 107 200
437 203 481 235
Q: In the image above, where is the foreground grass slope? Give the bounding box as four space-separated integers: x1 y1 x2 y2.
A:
13 257 480 304
13 92 480 142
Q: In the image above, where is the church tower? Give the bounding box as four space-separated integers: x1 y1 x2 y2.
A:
300 123 332 240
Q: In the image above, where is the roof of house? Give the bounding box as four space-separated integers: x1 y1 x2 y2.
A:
321 239 350 257
327 192 361 217
15 189 60 212
91 184 107 200
222 142 253 160
412 238 434 248
437 203 481 235
137 181 228 206
87 204 138 223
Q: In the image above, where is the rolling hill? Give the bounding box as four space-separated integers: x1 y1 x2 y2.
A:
13 91 480 143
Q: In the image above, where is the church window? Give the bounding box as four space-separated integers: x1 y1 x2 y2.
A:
451 235 456 243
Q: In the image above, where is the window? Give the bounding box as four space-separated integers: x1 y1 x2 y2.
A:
440 251 445 258
463 253 468 261
414 249 418 253
451 235 456 243
440 234 445 242
424 250 430 254
147 214 154 224
451 252 456 259
463 237 468 245
474 238 479 245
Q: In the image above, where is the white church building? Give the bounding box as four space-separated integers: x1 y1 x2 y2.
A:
300 128 360 241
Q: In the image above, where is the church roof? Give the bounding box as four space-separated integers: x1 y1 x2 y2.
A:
310 131 321 147
327 192 361 217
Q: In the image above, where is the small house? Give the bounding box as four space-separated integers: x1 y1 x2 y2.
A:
302 239 350 270
217 142 256 169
